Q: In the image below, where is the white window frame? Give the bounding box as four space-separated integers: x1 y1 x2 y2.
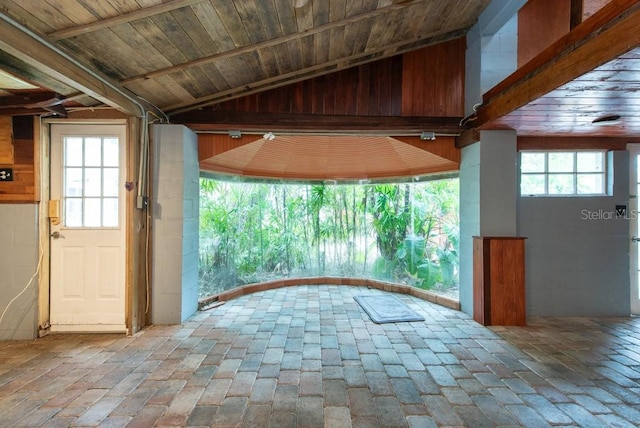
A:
520 150 608 197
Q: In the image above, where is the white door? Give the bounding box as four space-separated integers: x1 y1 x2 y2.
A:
50 124 126 332
629 144 640 315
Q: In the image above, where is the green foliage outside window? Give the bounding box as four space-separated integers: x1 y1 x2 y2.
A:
199 177 459 300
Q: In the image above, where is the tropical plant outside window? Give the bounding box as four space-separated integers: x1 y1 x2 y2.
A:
199 177 459 300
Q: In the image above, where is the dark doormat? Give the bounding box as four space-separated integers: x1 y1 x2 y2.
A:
354 294 425 324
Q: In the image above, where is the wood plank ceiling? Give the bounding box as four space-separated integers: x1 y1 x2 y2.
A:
0 0 490 116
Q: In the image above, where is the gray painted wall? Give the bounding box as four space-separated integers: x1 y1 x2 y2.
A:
0 204 39 340
151 124 199 324
518 151 630 316
459 131 517 316
459 144 480 315
465 0 523 116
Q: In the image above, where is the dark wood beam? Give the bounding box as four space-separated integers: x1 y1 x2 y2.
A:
455 128 481 148
474 0 640 129
172 110 465 135
0 92 62 108
0 107 53 116
0 92 69 117
518 136 638 150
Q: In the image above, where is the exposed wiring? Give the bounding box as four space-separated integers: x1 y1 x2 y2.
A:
459 103 482 127
144 120 152 315
0 229 44 338
136 95 170 124
146 209 151 315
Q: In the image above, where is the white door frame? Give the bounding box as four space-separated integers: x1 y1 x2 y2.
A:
38 119 129 334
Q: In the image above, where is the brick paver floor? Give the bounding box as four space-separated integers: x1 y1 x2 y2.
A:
1 285 639 427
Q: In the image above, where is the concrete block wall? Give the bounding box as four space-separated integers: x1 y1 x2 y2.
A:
459 131 518 316
181 127 200 321
479 131 518 236
480 15 518 94
151 125 199 324
459 144 480 315
0 204 39 340
518 151 630 316
465 0 524 116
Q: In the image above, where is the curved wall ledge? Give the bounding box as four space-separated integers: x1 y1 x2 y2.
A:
198 277 460 312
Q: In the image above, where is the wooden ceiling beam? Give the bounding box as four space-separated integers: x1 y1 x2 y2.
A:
474 0 640 129
47 0 207 41
0 92 62 108
174 111 464 134
121 0 425 86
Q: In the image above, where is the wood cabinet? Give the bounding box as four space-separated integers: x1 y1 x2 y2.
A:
473 236 526 326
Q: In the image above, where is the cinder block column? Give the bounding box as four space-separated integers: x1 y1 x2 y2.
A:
151 124 199 324
0 205 38 340
459 130 517 315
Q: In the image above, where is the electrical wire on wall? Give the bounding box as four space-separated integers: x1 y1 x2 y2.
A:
132 95 169 317
0 233 44 339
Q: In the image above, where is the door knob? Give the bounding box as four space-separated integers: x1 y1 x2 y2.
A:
50 231 63 239
632 236 640 243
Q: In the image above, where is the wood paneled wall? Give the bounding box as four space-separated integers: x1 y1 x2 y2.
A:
217 38 466 118
219 56 404 116
0 116 36 203
401 38 466 117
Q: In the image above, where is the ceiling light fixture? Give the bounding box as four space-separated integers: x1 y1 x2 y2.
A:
420 131 436 141
263 132 276 141
592 114 622 126
228 130 241 139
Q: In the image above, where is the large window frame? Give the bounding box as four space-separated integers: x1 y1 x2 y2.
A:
520 150 607 197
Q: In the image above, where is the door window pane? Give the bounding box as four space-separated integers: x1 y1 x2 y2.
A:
103 198 118 227
65 168 83 197
62 136 120 228
65 198 82 227
84 168 102 197
84 199 102 227
65 137 84 166
103 168 119 197
103 138 119 167
84 137 102 166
